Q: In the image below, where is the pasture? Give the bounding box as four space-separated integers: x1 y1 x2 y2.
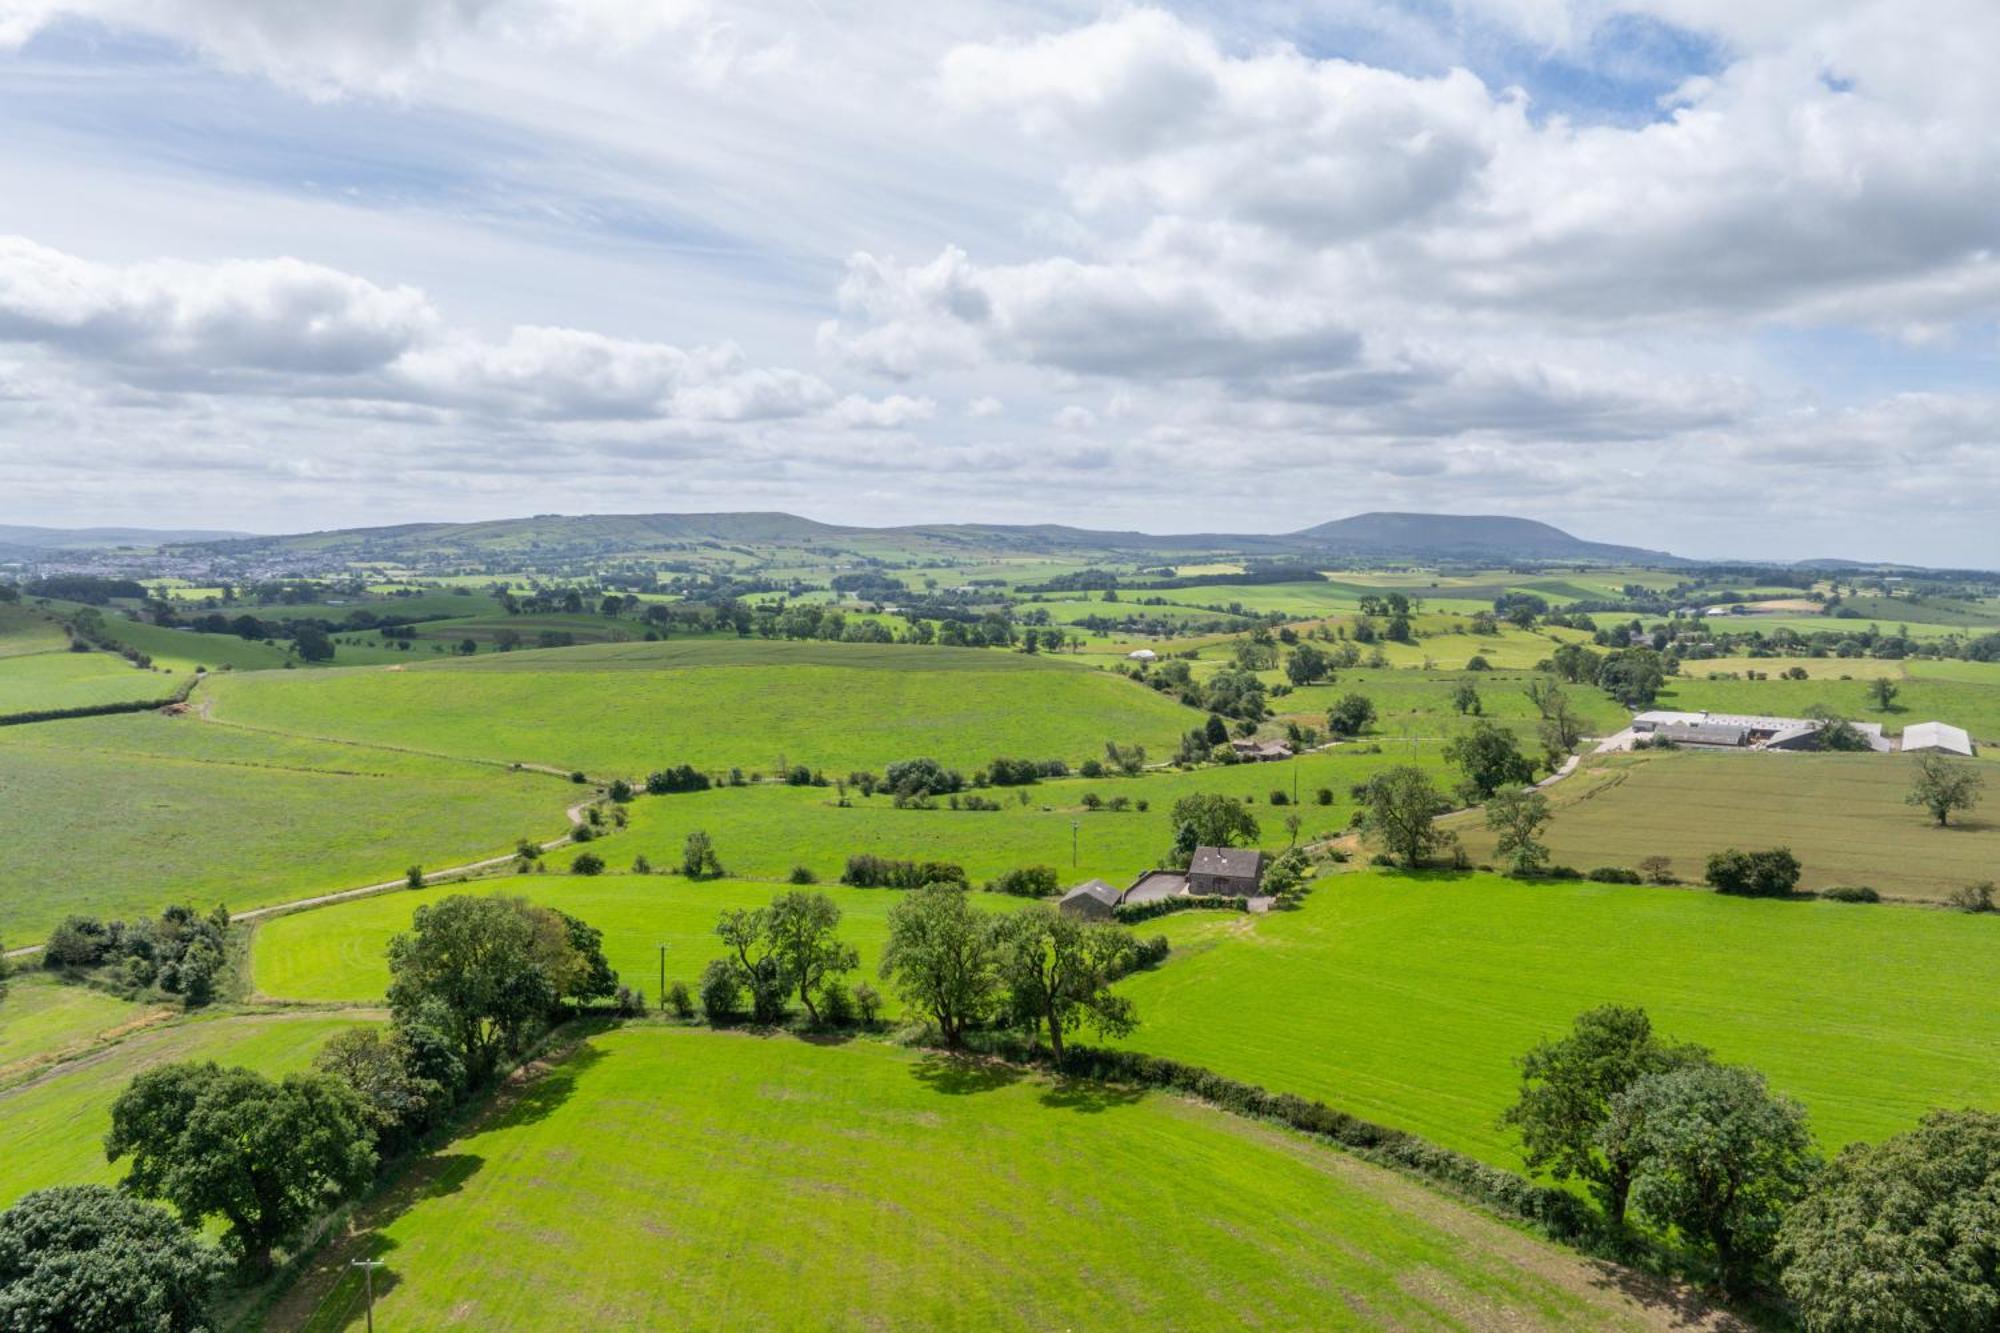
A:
1113 870 2000 1168
251 875 1025 1007
272 1026 1695 1331
0 974 167 1087
200 639 1200 777
537 748 1432 886
0 1012 371 1207
1271 670 1630 742
0 648 184 715
0 713 575 940
1454 750 2000 901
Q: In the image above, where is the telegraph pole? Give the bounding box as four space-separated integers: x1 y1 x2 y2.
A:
1071 820 1079 869
658 942 666 1012
351 1258 383 1333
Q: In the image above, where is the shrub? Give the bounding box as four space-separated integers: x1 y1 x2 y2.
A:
1820 884 1881 903
1316 787 1334 806
645 764 711 794
1079 759 1105 778
570 852 605 876
1586 866 1642 885
631 854 652 875
1269 790 1289 806
698 959 741 1022
569 770 587 783
666 980 695 1018
570 823 594 844
1114 895 1246 924
1638 855 1675 885
1705 847 1803 897
841 854 968 890
988 865 1059 898
853 982 882 1026
1945 881 1995 914
607 778 633 802
817 980 856 1027
787 865 819 885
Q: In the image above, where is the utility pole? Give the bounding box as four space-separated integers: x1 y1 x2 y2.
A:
1071 820 1079 869
351 1258 383 1333
658 942 666 1012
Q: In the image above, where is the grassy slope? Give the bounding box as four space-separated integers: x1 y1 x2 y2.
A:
274 1027 1684 1332
1272 670 1630 741
1453 750 2000 901
0 714 576 941
1113 871 2000 1168
0 974 167 1085
201 639 1200 776
0 1013 370 1207
251 876 1023 1007
0 649 184 714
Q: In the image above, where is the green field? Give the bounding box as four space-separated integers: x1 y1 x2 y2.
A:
0 713 576 941
251 876 1024 1008
1271 670 1630 743
0 606 68 657
0 648 184 715
1455 750 2000 901
0 974 167 1086
1113 870 2000 1169
271 1026 1695 1331
200 639 1200 776
538 748 1428 885
0 1012 371 1207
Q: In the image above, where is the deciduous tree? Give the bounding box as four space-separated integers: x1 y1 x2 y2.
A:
880 883 996 1045
764 891 858 1022
1485 787 1553 874
991 906 1138 1067
1907 752 1983 827
1361 766 1448 867
106 1064 375 1275
0 1186 224 1332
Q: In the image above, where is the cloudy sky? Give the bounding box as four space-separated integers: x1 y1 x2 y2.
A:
1 0 1996 564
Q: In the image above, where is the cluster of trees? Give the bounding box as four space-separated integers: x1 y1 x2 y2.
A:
1132 657 1268 720
44 904 230 1007
880 885 1148 1063
644 764 712 794
21 575 147 604
1506 1005 2000 1319
1704 847 1803 897
698 892 870 1025
1165 792 1260 865
840 854 969 889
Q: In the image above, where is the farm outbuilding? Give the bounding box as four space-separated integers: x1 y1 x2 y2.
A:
1187 846 1266 896
1901 722 1976 757
1058 879 1122 920
1126 649 1158 661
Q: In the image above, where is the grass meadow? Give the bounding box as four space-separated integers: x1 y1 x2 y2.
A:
1112 870 2000 1168
250 875 1024 1008
0 1012 372 1208
200 639 1202 777
0 713 575 941
0 974 169 1087
538 747 1438 885
1453 750 2000 900
272 1026 1689 1332
1271 669 1631 742
0 649 184 715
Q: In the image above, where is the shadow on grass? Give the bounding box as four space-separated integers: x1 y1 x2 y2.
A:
909 1051 1024 1096
1582 1259 1737 1331
483 1038 607 1132
1039 1078 1146 1114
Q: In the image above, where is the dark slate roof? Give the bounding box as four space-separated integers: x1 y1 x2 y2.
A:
1189 846 1264 878
1061 879 1121 908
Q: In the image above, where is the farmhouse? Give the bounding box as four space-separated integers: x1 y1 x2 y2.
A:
1229 737 1293 762
1632 710 1890 753
1057 879 1121 920
1900 721 1976 756
1187 846 1266 896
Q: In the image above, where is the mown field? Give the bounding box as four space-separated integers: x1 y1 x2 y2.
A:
0 713 575 941
0 974 169 1087
0 648 184 715
270 1026 1697 1332
250 876 1023 1008
1113 870 2000 1169
0 1012 372 1207
200 639 1201 776
1454 750 2000 900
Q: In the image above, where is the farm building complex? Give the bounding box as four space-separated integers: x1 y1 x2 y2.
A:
1061 847 1270 917
1627 711 1974 755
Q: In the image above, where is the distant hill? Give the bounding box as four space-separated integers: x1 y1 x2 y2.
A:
164 508 1686 567
1285 512 1679 564
0 523 251 550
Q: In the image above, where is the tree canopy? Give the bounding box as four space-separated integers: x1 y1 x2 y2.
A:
105 1063 375 1274
880 883 997 1046
0 1185 223 1331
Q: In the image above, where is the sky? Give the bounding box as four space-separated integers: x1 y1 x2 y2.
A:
0 0 1996 566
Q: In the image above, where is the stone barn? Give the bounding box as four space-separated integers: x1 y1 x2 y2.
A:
1186 846 1266 896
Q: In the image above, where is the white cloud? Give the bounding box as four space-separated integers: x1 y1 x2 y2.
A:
965 395 1003 417
829 392 935 429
